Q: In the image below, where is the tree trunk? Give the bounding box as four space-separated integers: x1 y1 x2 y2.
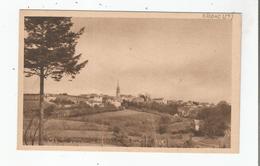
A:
38 68 44 145
32 119 40 145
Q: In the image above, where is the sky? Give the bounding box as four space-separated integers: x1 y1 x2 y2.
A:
24 17 232 103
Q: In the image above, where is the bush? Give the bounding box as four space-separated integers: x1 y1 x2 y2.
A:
170 134 183 139
183 139 193 148
160 115 171 124
158 125 167 134
103 121 110 126
113 129 131 146
113 126 121 134
44 104 56 117
197 101 231 137
143 135 156 147
128 131 142 137
52 98 75 105
158 115 171 134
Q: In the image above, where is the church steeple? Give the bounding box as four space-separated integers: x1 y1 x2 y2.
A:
116 80 120 98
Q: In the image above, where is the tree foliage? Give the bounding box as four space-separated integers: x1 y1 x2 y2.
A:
197 101 231 137
24 17 87 145
138 93 151 102
24 17 88 81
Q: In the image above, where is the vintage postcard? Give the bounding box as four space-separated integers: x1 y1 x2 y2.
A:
17 10 241 153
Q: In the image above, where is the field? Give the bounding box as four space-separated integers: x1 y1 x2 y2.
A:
23 97 231 148
23 100 228 148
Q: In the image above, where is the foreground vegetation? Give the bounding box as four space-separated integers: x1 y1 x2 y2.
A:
23 99 231 148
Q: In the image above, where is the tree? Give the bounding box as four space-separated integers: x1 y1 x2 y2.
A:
138 93 151 102
24 17 88 145
197 101 231 137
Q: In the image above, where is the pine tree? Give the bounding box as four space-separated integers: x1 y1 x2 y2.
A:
24 17 88 145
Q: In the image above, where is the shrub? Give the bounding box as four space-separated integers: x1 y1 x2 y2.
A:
128 131 142 137
197 101 231 137
144 135 156 147
44 104 56 117
103 121 110 126
170 134 183 139
113 126 121 134
158 115 171 134
160 115 171 124
158 125 167 134
113 129 131 146
52 98 75 105
183 139 193 148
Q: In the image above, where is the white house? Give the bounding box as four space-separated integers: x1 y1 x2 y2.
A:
152 98 167 104
110 100 121 108
194 119 200 131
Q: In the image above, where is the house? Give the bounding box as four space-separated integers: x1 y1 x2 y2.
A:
109 100 121 108
176 100 184 105
101 95 122 108
44 94 56 102
89 95 103 103
152 98 167 104
55 94 93 105
167 99 177 104
55 95 77 103
88 100 103 107
194 119 200 131
63 104 72 108
177 107 190 117
185 101 194 107
102 95 114 103
120 94 135 102
173 113 179 118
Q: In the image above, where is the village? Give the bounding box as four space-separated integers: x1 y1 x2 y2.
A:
21 15 233 149
24 81 216 119
23 81 231 148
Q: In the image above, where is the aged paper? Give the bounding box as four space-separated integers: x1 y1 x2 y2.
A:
18 10 241 153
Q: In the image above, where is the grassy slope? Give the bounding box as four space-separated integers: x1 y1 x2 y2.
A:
44 110 161 140
24 106 221 147
39 109 197 147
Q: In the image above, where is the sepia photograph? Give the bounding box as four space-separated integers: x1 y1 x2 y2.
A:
18 10 241 152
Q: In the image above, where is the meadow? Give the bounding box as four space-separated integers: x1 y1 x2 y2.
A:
23 99 229 148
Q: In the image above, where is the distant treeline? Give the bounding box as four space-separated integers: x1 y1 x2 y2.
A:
122 100 178 115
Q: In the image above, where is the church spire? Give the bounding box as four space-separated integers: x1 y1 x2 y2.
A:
116 80 120 98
